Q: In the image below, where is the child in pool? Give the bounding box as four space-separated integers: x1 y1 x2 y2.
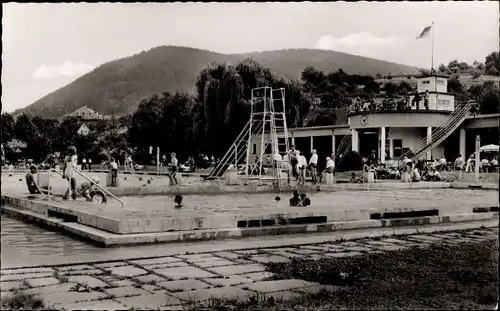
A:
289 190 301 207
300 193 311 207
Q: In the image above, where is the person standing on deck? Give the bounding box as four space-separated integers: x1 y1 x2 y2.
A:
109 158 119 187
288 145 300 182
170 152 179 185
424 91 430 110
82 157 87 170
309 149 318 184
298 151 307 186
62 146 78 200
272 151 283 182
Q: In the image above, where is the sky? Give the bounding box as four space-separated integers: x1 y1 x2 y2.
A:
2 2 498 112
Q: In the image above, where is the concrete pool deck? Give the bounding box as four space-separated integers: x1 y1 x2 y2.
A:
2 171 498 246
1 183 498 246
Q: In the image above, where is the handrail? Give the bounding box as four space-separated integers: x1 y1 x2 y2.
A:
409 103 468 152
392 101 474 168
48 168 125 208
336 133 352 155
410 107 466 155
416 102 471 153
209 119 265 178
402 101 474 159
209 119 252 178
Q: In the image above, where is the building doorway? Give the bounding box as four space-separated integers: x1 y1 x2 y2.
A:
359 130 378 161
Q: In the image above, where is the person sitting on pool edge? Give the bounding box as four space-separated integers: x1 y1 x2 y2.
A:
318 157 335 183
25 165 45 194
289 190 301 206
349 172 363 183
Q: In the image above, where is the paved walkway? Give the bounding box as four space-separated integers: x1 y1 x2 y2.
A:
1 219 497 310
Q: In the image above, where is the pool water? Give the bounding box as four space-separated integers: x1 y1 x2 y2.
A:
104 189 497 213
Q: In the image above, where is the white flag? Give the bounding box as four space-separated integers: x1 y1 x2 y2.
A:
416 25 432 39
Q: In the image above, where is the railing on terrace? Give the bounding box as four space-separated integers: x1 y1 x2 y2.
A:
347 98 474 115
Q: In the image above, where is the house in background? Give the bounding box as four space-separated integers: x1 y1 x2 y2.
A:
65 106 110 122
77 124 91 136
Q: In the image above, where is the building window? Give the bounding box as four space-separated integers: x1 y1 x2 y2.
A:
252 144 257 154
421 80 430 84
393 139 403 157
436 80 444 84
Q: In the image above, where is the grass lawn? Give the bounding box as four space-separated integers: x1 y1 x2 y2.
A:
189 239 498 310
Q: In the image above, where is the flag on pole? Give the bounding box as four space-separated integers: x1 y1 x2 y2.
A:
416 25 432 39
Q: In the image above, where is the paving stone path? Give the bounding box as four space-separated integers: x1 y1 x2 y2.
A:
1 227 497 310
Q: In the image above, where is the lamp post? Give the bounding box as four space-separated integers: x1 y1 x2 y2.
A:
475 135 480 184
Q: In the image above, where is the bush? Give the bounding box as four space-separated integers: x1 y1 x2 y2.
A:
0 290 48 310
337 151 362 172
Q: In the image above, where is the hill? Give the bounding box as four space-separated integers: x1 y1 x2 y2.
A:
17 46 421 118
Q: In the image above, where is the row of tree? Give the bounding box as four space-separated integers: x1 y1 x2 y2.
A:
1 113 130 164
437 52 500 76
2 55 499 164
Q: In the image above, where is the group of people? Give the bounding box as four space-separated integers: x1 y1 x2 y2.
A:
80 157 93 170
453 153 499 173
271 145 336 186
349 91 431 114
25 146 108 203
289 190 311 207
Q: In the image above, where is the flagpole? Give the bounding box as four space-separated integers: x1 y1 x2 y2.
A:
431 22 435 72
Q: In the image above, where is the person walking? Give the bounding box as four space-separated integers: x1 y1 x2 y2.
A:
62 146 78 200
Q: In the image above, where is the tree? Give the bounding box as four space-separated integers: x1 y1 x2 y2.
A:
382 83 398 97
194 62 245 156
128 93 164 157
486 67 499 76
396 81 413 95
485 52 500 76
471 70 482 79
478 84 500 114
301 66 326 90
458 62 470 71
447 60 460 70
129 91 196 161
418 68 430 76
473 60 485 72
438 64 447 73
447 75 463 94
1 113 15 143
14 113 37 143
55 117 82 152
